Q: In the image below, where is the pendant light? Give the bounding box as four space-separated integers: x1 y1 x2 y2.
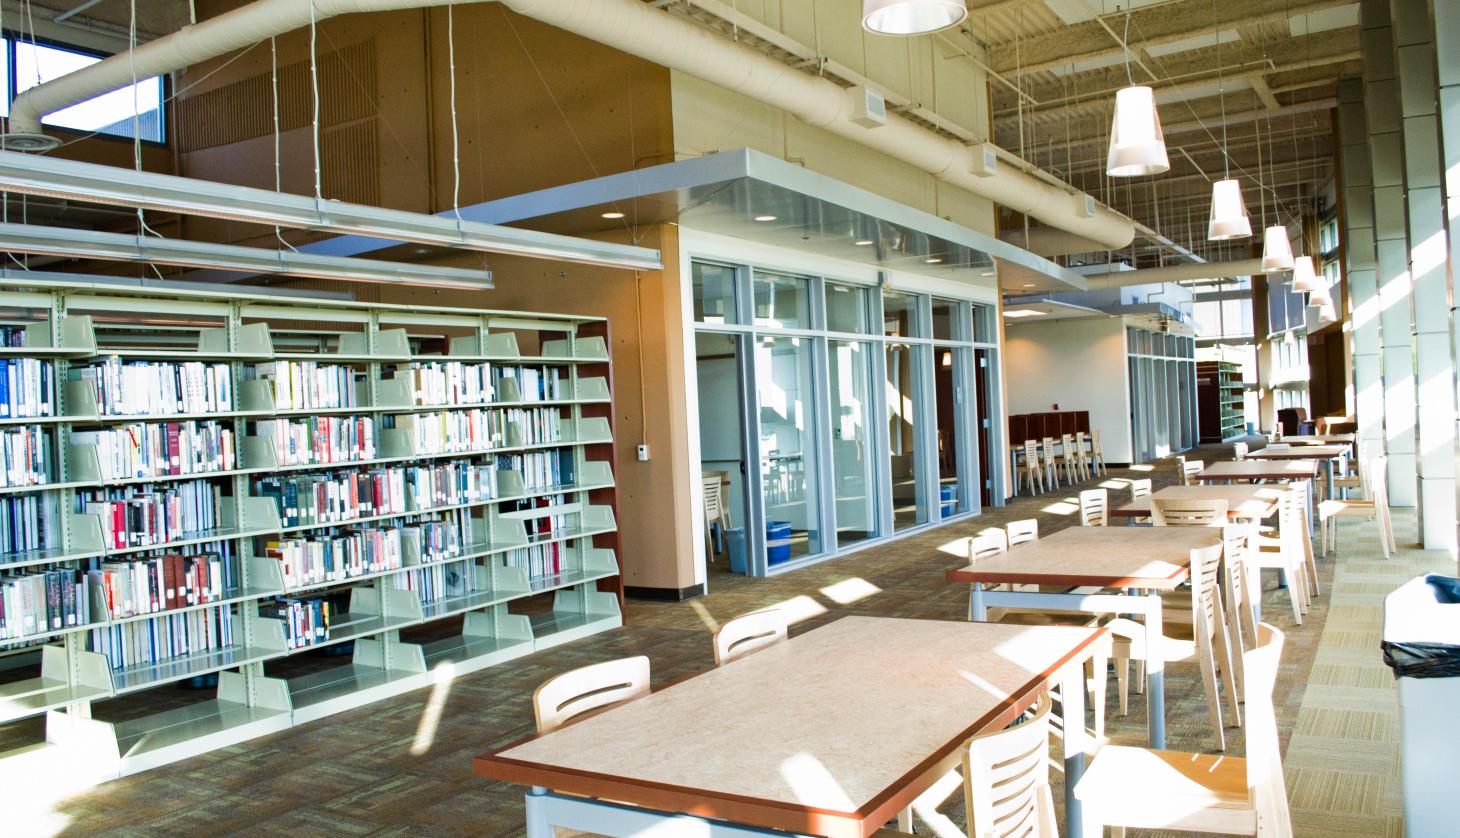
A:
1106 9 1169 176
862 0 967 35
1206 1 1250 241
1261 225 1293 270
1290 256 1321 292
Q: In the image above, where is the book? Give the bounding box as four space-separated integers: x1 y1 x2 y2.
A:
70 357 233 417
71 420 234 480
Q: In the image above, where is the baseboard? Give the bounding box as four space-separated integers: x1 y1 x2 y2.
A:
624 583 707 602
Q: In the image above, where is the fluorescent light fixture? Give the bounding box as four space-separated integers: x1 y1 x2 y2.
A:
1290 256 1321 292
982 270 996 277
863 0 968 35
1208 178 1252 240
1106 86 1170 177
925 257 943 264
855 239 875 246
1021 283 1036 288
1003 309 1045 318
0 150 661 271
1261 225 1294 271
0 223 494 290
601 211 625 219
754 215 778 222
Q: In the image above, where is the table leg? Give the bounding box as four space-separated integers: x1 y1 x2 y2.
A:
526 787 553 838
969 583 987 621
1011 450 1020 498
1060 662 1089 838
1324 459 1335 502
1144 590 1165 749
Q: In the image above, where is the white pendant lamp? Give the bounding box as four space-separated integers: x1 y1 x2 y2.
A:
1208 178 1252 240
1107 86 1170 176
1308 280 1332 306
1290 256 1321 292
1261 225 1293 271
862 0 967 35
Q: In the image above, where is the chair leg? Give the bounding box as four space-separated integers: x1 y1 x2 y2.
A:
1214 616 1243 727
1088 654 1107 742
1284 569 1305 625
1196 642 1227 752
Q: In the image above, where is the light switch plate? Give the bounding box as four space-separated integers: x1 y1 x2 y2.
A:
636 444 650 461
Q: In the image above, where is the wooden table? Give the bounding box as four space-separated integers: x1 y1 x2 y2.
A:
1279 434 1355 445
1196 458 1320 483
1112 485 1282 522
1247 444 1348 497
475 616 1111 838
945 526 1219 751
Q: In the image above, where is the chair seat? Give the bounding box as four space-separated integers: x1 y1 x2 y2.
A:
1075 744 1255 831
1105 617 1197 660
1319 498 1376 519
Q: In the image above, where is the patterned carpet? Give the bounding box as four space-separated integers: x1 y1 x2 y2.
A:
8 443 1449 837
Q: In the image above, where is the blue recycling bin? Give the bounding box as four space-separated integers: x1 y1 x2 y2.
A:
940 484 957 517
726 528 747 574
766 521 792 565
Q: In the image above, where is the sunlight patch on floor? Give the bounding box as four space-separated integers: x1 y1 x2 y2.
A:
819 577 882 605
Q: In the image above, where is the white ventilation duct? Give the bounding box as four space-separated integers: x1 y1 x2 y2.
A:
1082 258 1266 290
6 0 1137 250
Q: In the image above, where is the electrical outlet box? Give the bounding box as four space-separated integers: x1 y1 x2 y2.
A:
636 444 650 462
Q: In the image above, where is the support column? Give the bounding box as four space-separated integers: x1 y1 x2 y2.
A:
1362 0 1419 507
1435 0 1460 560
1339 79 1384 478
1393 1 1457 552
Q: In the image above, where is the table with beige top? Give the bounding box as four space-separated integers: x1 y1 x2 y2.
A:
1196 458 1320 483
946 526 1220 751
475 616 1111 838
1279 434 1355 445
1111 484 1282 522
1247 443 1348 497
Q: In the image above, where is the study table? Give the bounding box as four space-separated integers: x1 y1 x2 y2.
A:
1111 484 1282 522
946 526 1220 751
1245 444 1348 497
1195 458 1319 483
474 616 1111 838
1279 434 1355 445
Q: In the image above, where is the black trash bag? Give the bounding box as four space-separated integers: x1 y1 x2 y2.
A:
1381 574 1460 678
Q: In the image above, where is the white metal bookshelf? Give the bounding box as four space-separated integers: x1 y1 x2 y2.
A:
0 278 623 780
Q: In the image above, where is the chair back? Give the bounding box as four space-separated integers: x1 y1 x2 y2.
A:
534 656 651 733
964 694 1058 838
1181 459 1206 485
702 475 723 520
1023 439 1040 466
1152 497 1229 526
1128 478 1153 500
713 609 788 666
1074 431 1089 458
1061 433 1076 458
1187 542 1225 641
1078 488 1108 527
1221 523 1258 643
1041 437 1057 467
983 527 1010 553
1091 428 1103 454
1233 441 1249 460
1243 624 1292 837
1006 518 1039 546
968 532 1007 561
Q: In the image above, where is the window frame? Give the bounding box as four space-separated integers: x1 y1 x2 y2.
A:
3 30 168 146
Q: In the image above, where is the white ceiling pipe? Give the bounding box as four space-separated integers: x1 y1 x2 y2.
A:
499 0 1134 250
8 0 1136 249
5 0 476 146
1082 258 1267 290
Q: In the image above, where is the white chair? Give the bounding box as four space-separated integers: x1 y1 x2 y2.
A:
1152 498 1229 527
1058 433 1081 484
1007 518 1039 546
1128 478 1154 525
712 609 788 666
1250 486 1311 625
1074 625 1292 837
1089 429 1108 476
533 656 651 734
1023 439 1045 496
1233 441 1249 460
702 474 728 560
1079 488 1109 527
1074 431 1093 480
1181 459 1206 485
1041 437 1061 489
1108 542 1242 751
1319 456 1396 559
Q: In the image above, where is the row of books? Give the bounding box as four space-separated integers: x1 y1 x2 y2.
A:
264 527 405 588
0 494 54 555
404 512 471 564
0 357 54 419
511 407 563 447
72 420 235 481
497 365 563 402
403 409 510 455
503 543 565 585
256 415 375 467
72 358 233 418
405 361 494 407
0 425 50 488
0 568 88 640
88 604 234 671
256 462 499 528
85 550 229 620
513 493 571 539
0 325 29 347
252 360 362 411
496 450 574 493
77 480 224 551
393 561 480 605
262 597 332 649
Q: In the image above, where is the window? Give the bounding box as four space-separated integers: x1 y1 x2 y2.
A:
1318 217 1340 256
825 282 872 334
8 38 164 141
753 272 811 329
693 262 740 324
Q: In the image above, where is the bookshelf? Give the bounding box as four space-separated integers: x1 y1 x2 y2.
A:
1196 360 1245 443
0 278 622 781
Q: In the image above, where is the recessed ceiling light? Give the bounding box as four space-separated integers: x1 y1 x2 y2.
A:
754 215 778 222
601 211 625 219
1003 309 1045 318
1022 283 1036 288
925 257 943 264
855 239 874 246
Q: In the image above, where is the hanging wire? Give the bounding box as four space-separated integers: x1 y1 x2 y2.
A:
308 0 323 201
1212 0 1229 180
269 37 295 252
447 6 463 223
1123 6 1134 87
128 0 161 242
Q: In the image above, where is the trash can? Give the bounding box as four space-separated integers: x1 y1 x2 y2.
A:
940 484 957 517
1382 574 1460 837
766 521 792 565
726 528 746 575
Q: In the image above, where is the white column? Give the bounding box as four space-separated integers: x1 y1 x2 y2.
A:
1363 0 1419 507
1339 79 1385 472
1434 0 1460 560
1392 0 1457 551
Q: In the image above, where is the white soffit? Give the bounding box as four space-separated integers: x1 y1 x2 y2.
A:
1289 3 1360 37
1145 29 1242 59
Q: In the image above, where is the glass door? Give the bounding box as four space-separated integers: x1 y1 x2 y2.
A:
696 331 752 574
829 339 878 546
755 334 822 566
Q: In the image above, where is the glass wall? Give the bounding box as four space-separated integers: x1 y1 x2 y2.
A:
1128 327 1198 462
691 259 1000 576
